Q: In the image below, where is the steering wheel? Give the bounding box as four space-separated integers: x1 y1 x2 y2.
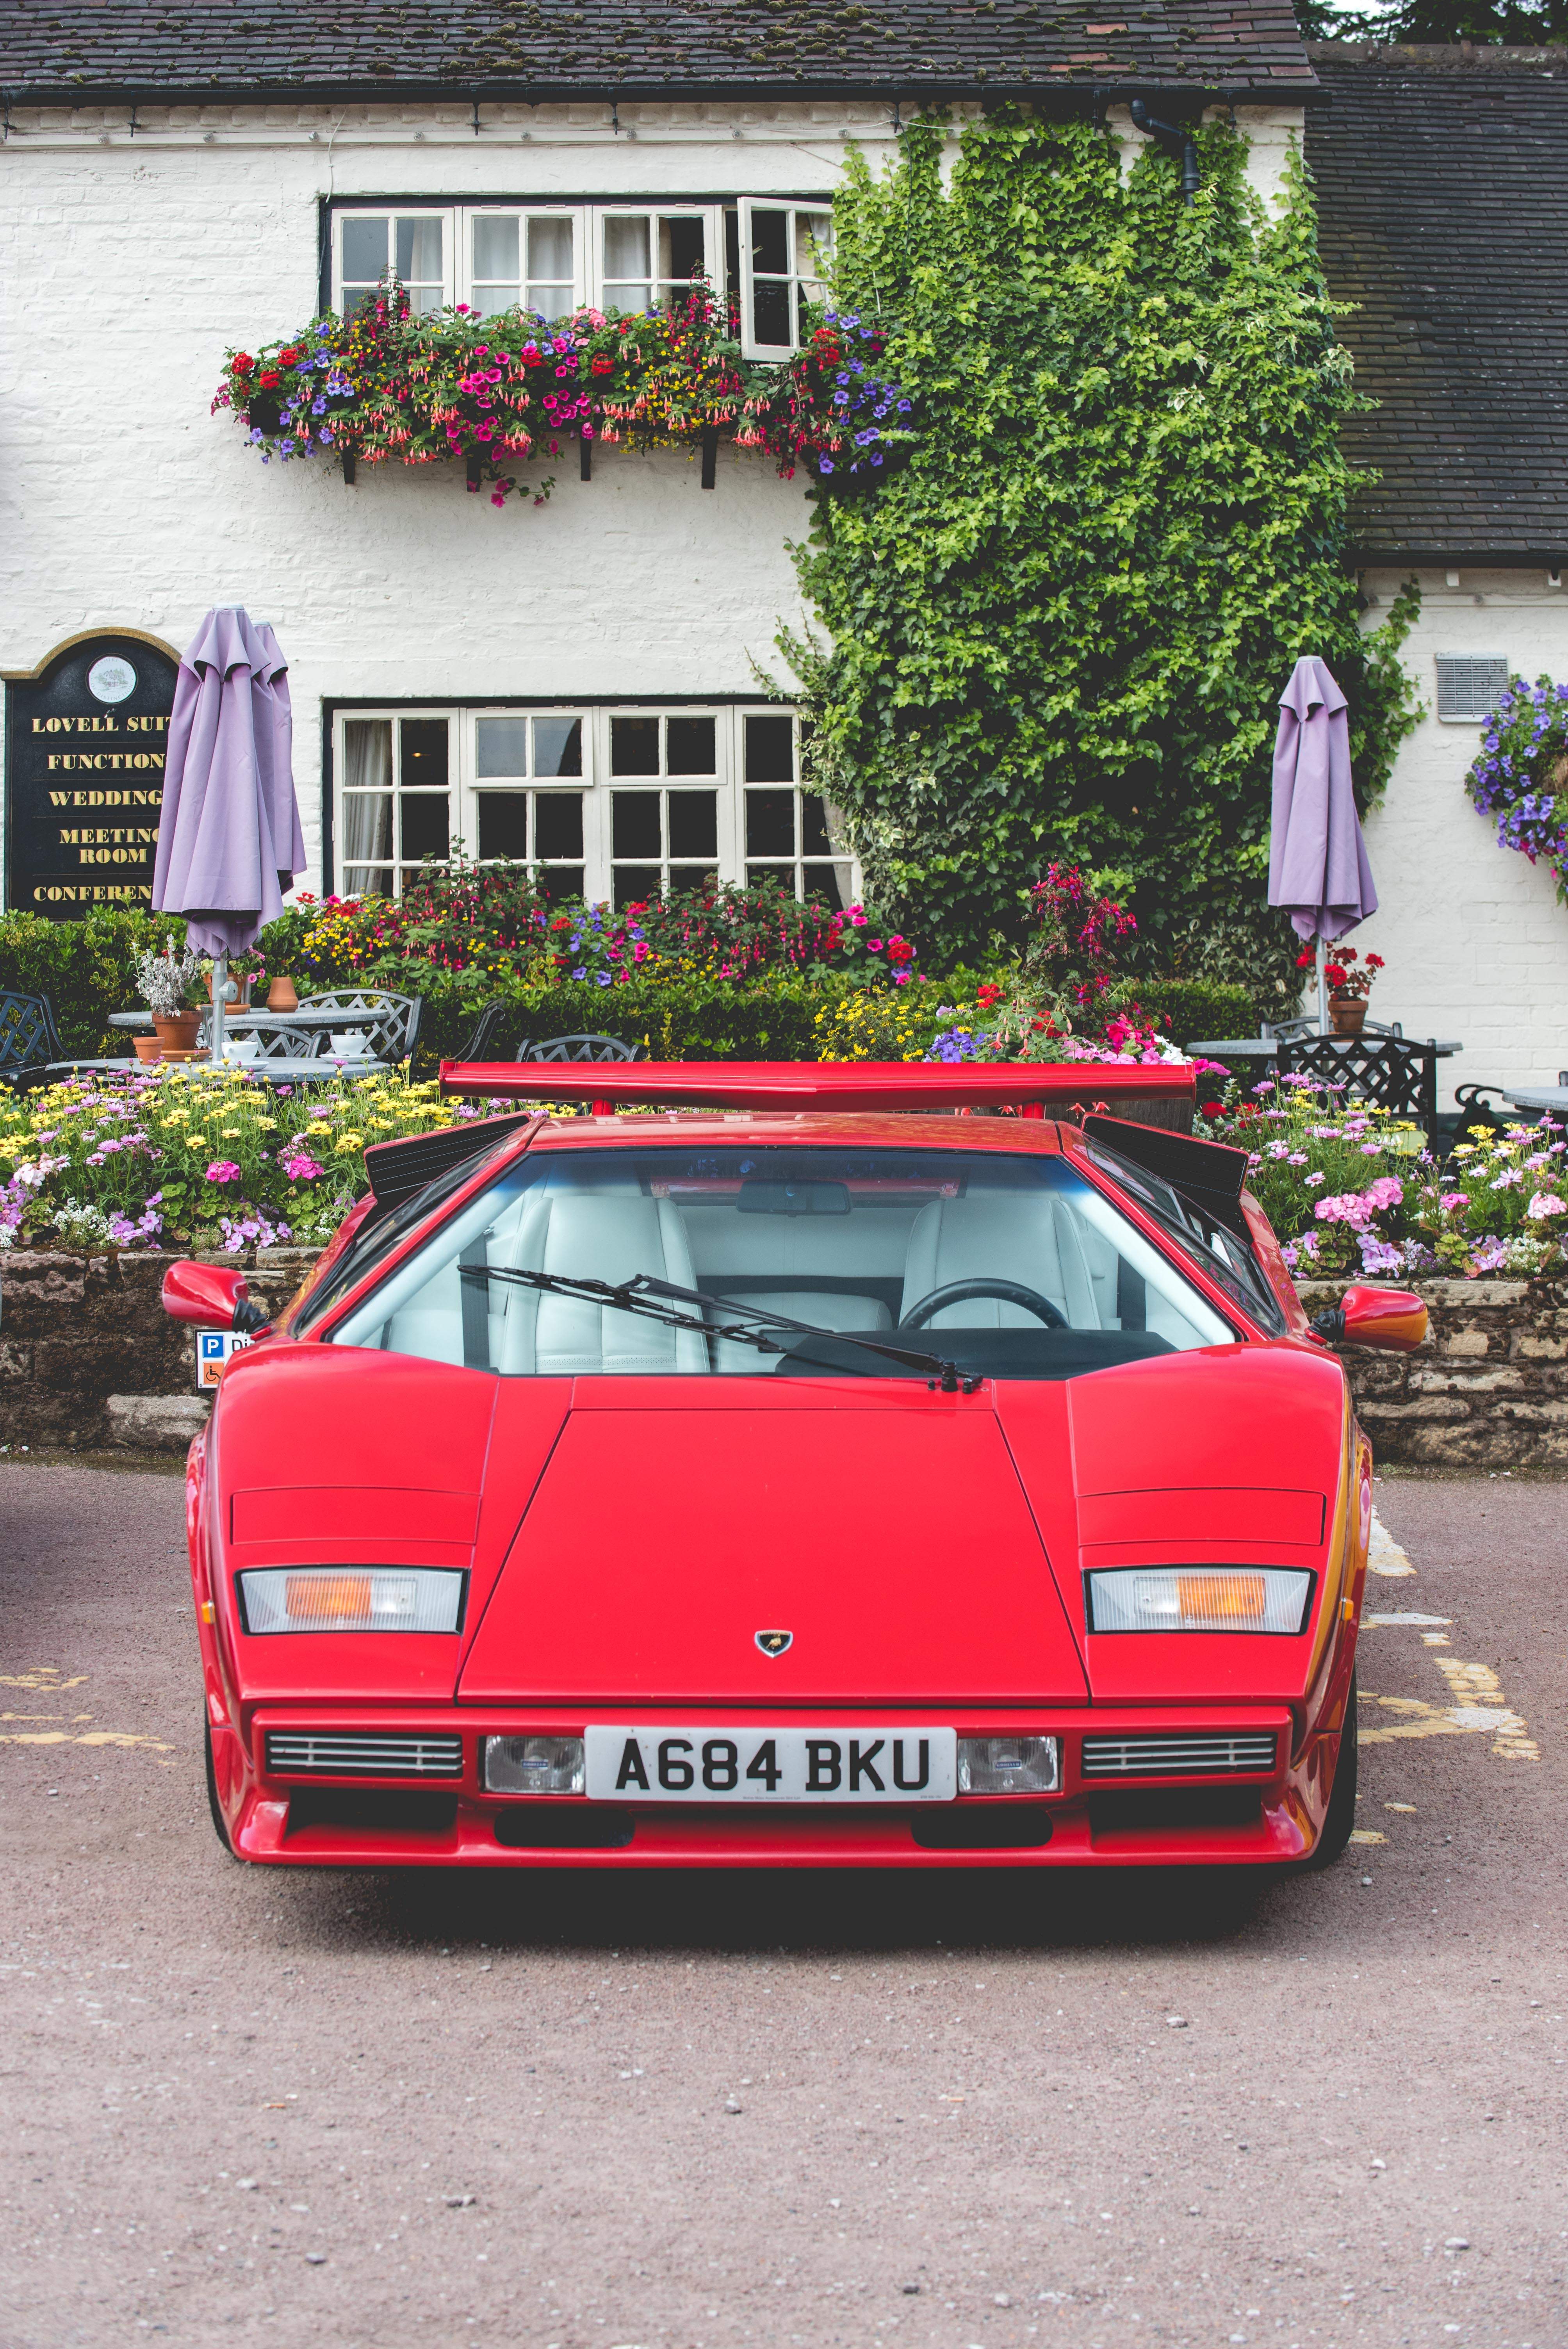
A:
900 1278 1067 1331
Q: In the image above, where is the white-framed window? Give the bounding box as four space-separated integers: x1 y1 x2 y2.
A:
330 200 830 350
1435 654 1511 724
335 209 453 317
331 203 728 325
330 705 857 909
738 197 834 359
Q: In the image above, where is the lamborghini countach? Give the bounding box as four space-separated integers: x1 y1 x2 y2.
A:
163 1060 1426 1875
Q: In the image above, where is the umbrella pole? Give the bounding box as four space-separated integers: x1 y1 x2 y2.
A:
210 951 227 1068
1316 936 1328 1036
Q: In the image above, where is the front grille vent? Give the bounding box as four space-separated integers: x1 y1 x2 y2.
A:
266 1732 463 1780
1080 1732 1277 1779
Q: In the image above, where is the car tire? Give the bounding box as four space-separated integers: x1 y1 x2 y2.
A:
1295 1672 1359 1873
204 1721 241 1861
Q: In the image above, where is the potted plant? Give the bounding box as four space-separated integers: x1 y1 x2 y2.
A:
1322 946 1384 1037
136 936 203 1055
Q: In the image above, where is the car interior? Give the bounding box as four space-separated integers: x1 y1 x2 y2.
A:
328 1146 1237 1376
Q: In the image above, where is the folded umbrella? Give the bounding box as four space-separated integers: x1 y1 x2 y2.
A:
1267 656 1378 1031
152 608 307 1064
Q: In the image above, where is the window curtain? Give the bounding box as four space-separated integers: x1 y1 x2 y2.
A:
342 721 393 866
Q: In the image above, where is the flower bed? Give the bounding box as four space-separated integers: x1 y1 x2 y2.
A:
212 284 911 507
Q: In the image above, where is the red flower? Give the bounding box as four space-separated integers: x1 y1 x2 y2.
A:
1201 1100 1225 1119
1366 952 1386 970
976 980 1004 1010
1295 948 1316 969
231 353 256 375
278 346 301 366
257 369 281 389
590 354 615 375
1323 963 1348 989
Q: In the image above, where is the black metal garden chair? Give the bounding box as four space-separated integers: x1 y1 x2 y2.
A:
0 991 66 1090
456 1000 517 1062
1274 1032 1439 1138
517 1034 640 1063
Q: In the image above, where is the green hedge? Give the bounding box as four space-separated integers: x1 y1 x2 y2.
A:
1108 978 1257 1049
410 972 859 1072
0 911 164 1056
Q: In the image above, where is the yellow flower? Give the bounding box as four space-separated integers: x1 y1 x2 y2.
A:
334 1134 364 1154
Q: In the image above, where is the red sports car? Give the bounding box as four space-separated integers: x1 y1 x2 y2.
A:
163 1062 1426 1875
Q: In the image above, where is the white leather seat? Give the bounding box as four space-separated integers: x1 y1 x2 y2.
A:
490 1165 706 1375
898 1192 1102 1330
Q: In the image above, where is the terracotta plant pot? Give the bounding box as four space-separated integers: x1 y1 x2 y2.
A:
151 1011 202 1054
266 974 299 1012
132 1034 163 1064
1329 994 1367 1037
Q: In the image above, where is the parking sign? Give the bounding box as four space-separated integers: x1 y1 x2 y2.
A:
197 1329 253 1390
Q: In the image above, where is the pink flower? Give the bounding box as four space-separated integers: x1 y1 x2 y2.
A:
1363 1175 1405 1211
204 1160 241 1184
1440 1191 1471 1212
1527 1191 1567 1218
282 1154 325 1182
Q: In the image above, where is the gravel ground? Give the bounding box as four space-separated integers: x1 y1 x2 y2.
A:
0 1461 1562 2349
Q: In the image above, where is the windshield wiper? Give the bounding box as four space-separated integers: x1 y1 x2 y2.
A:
458 1264 975 1390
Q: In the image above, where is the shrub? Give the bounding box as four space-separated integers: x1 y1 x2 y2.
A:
1110 978 1257 1049
0 909 167 1056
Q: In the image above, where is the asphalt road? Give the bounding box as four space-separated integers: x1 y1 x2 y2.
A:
1 1461 1563 2349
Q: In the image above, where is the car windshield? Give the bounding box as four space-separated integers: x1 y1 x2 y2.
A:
324 1144 1237 1379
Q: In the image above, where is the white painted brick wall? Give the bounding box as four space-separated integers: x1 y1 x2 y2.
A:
0 101 1301 923
1356 568 1568 1108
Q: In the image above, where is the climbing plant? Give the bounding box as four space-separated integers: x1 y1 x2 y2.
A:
780 112 1422 992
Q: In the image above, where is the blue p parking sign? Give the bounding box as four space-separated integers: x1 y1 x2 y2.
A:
197 1329 253 1390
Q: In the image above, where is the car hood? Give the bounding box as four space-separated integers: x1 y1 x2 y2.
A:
458 1385 1090 1705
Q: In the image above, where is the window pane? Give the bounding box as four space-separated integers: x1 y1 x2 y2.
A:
801 795 834 858
752 279 791 347
534 792 584 860
341 216 388 285
533 715 582 777
744 712 794 782
401 718 449 790
344 718 392 793
399 795 450 863
541 866 584 903
668 866 712 896
750 208 789 277
746 789 796 858
408 286 444 316
396 217 443 283
473 215 519 282
611 716 660 776
668 791 718 860
747 863 794 892
345 864 393 898
666 715 715 775
528 284 572 320
611 790 662 858
342 283 380 318
477 793 530 860
473 287 520 316
476 716 529 778
806 860 856 911
659 216 706 294
528 217 574 280
603 215 650 280
341 791 392 863
795 212 832 272
614 866 661 909
604 282 653 314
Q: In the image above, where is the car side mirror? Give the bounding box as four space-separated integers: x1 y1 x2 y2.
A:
1309 1283 1428 1353
161 1260 271 1334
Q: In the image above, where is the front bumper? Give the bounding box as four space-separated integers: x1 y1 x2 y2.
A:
212 1702 1335 1869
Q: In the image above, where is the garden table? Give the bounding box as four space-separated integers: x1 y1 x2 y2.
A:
110 1005 378 1037
1502 1087 1568 1118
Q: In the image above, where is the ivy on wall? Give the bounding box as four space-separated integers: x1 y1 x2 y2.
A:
780 112 1422 991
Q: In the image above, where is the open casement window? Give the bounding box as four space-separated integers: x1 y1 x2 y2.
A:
335 209 453 318
738 198 833 358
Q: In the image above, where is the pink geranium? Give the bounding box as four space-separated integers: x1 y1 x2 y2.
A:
204 1160 241 1184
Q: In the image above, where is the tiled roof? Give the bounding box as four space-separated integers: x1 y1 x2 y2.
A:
0 0 1316 102
1309 46 1568 563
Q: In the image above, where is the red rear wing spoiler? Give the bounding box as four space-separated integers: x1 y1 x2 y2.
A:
437 1058 1196 1117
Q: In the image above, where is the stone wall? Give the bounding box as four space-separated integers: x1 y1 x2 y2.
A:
5 1251 1564 1467
0 1248 318 1453
1299 1277 1568 1468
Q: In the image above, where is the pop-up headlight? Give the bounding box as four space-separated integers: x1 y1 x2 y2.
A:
238 1568 465 1635
1086 1568 1312 1634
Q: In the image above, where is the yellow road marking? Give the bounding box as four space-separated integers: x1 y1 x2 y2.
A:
1349 1829 1387 1845
1368 1513 1417 1577
0 1731 174 1752
0 1668 88 1690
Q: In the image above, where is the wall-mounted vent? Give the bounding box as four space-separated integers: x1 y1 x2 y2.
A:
1436 655 1510 724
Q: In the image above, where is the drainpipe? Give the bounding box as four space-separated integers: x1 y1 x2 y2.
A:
1130 98 1200 205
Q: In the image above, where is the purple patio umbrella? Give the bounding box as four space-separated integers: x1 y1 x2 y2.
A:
152 607 307 1064
1267 655 1378 1034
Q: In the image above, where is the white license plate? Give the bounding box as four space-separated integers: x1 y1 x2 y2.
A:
584 1726 957 1804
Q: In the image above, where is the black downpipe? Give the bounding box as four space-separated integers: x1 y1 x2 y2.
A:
1130 98 1200 206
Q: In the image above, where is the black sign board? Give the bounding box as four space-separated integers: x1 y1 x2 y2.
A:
4 630 179 918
